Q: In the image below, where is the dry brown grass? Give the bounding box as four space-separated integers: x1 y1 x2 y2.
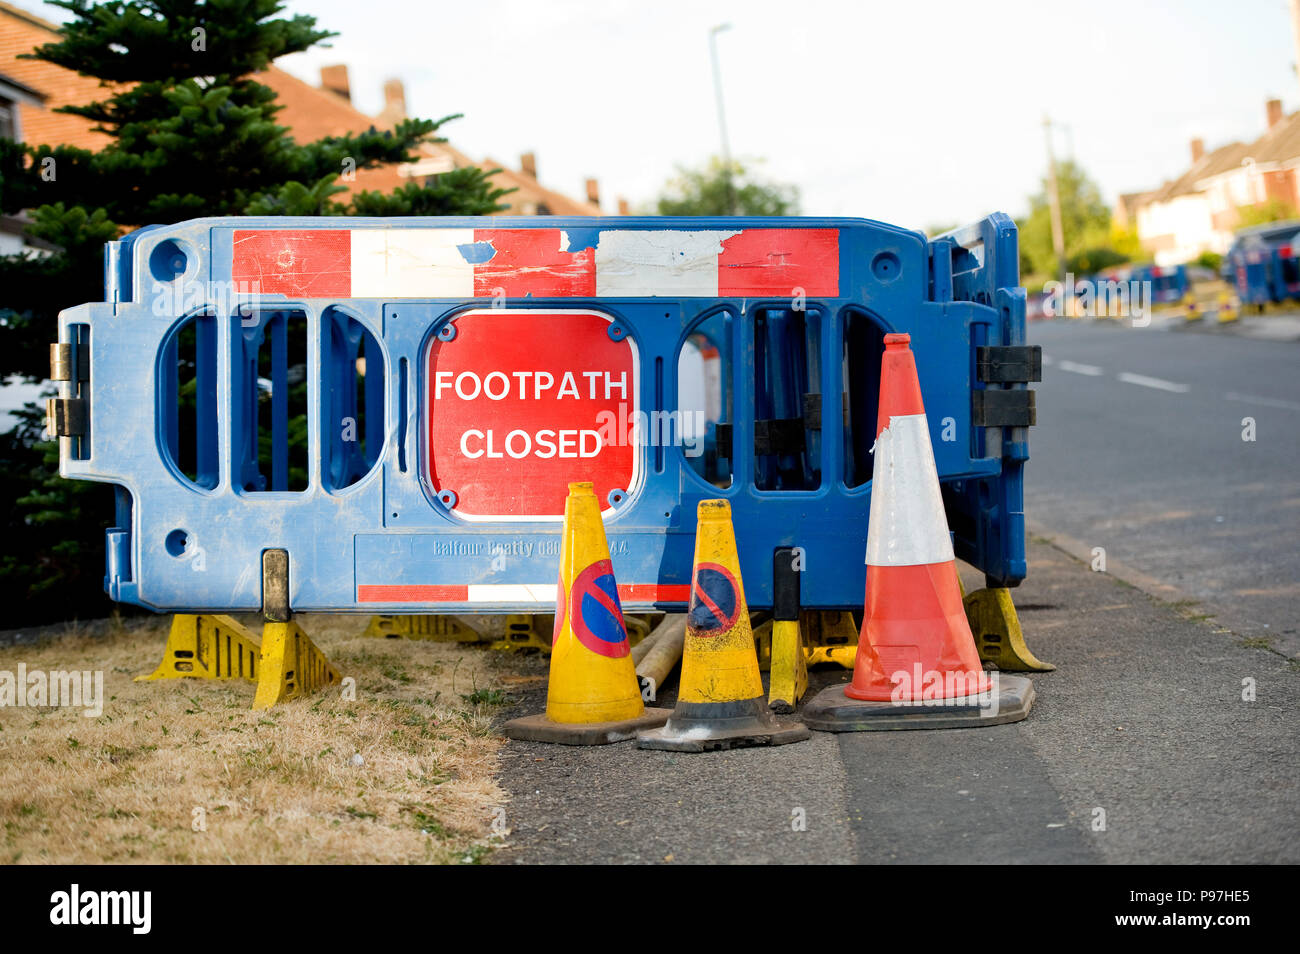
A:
0 613 526 864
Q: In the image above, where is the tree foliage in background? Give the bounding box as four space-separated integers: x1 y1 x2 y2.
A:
1235 198 1300 229
655 157 799 216
0 0 510 625
1017 159 1117 281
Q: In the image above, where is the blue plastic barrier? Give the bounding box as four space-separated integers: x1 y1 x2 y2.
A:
51 214 1039 615
1129 263 1188 305
1225 220 1300 305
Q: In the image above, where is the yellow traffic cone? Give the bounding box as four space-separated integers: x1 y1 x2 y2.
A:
504 482 670 744
637 499 810 752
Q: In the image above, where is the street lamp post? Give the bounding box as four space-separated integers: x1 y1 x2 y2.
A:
709 23 737 215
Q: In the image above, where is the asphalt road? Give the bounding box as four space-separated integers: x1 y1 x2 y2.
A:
1027 316 1300 657
492 316 1300 865
495 540 1299 864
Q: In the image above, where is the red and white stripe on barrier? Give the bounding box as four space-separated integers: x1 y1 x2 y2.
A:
356 582 691 604
231 227 839 299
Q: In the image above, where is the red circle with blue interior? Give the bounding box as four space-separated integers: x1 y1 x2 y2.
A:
569 560 629 658
688 562 740 635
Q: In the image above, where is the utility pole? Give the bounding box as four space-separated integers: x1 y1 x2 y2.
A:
709 23 737 215
1043 115 1068 287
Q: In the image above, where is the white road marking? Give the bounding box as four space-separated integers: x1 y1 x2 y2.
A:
1224 391 1300 412
1057 360 1104 376
1041 354 1054 365
1117 371 1190 393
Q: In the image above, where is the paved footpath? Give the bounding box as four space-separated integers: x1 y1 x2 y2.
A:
492 537 1300 864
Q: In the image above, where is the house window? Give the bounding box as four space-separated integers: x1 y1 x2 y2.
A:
0 97 16 141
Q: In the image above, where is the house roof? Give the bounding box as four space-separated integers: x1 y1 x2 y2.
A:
1147 140 1251 203
0 67 42 103
1 0 115 149
1239 109 1300 168
0 0 600 214
1134 106 1300 211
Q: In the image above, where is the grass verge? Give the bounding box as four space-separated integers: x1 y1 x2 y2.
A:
0 613 524 864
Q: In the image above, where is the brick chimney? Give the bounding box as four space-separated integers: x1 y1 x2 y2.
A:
382 79 406 121
1190 137 1204 163
520 152 537 179
1267 98 1285 129
320 64 351 101
617 197 630 216
585 177 600 207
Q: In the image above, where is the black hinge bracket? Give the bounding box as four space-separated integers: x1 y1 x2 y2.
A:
972 389 1036 427
714 422 733 459
45 397 87 436
801 393 822 430
977 345 1042 384
754 418 806 456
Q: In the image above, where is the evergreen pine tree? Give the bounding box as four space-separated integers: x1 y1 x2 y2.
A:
0 0 509 624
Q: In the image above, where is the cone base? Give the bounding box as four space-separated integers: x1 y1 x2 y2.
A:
801 675 1035 732
504 707 672 746
636 697 811 752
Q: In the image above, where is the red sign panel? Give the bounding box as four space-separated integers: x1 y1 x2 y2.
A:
425 309 638 519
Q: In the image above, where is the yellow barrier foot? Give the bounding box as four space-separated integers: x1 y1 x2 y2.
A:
768 618 808 713
252 620 342 709
803 610 859 668
753 614 773 670
963 587 1056 672
489 612 654 653
490 614 553 651
136 614 260 682
364 614 485 642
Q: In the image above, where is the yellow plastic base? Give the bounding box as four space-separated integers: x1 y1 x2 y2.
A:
135 614 260 682
252 620 342 710
767 619 808 713
802 610 859 668
139 615 344 710
364 614 485 642
963 587 1056 672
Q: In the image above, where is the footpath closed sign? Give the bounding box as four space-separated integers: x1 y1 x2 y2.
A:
425 309 639 519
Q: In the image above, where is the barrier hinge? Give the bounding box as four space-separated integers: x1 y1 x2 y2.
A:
754 419 807 455
801 393 822 430
45 397 87 436
976 345 1041 383
972 389 1036 427
714 422 733 459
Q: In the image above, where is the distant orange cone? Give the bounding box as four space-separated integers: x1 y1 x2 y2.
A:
802 334 1035 730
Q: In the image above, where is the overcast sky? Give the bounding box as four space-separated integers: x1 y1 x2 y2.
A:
16 0 1300 231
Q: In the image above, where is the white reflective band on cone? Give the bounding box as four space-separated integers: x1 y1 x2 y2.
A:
865 413 955 567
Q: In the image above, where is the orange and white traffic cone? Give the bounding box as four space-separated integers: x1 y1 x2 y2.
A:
802 333 1036 731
